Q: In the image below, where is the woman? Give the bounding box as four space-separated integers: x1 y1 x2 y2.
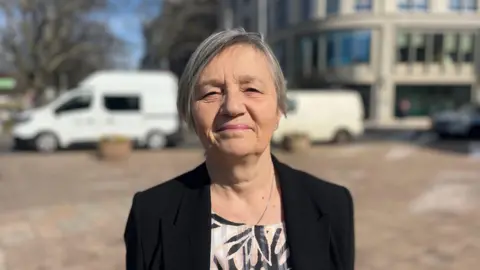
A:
124 28 355 270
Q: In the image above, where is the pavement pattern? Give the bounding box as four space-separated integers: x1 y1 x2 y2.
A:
0 139 479 270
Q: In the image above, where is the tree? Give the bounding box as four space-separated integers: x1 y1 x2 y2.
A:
141 0 218 75
0 0 126 97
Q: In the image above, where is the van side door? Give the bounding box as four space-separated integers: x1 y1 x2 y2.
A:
101 94 142 140
53 92 97 145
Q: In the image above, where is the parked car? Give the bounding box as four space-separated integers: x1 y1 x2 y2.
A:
431 104 480 138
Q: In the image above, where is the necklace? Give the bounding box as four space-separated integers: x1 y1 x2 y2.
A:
254 170 275 225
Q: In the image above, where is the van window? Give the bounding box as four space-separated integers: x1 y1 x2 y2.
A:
103 95 140 111
286 97 297 113
55 95 92 114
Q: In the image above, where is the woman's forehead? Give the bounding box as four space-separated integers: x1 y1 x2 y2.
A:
199 44 273 84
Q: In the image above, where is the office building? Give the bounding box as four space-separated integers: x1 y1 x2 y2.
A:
219 0 480 126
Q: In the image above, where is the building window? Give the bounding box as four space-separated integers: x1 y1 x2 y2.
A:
326 0 340 15
352 31 371 63
273 40 287 73
395 85 471 117
301 0 315 19
396 30 476 64
275 0 288 29
356 0 372 11
460 33 475 62
412 33 427 62
450 0 478 11
398 0 428 11
242 16 252 31
326 30 372 67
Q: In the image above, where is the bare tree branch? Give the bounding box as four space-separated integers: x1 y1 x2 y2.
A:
0 0 127 95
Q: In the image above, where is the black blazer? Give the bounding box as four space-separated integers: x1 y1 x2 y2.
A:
124 155 355 270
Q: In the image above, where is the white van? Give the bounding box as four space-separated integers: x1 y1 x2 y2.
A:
12 71 180 152
272 90 364 144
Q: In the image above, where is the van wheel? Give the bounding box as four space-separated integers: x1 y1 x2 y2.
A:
35 132 59 153
333 129 352 144
146 131 167 150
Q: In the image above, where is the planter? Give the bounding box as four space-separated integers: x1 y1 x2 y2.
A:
97 136 132 161
281 133 310 153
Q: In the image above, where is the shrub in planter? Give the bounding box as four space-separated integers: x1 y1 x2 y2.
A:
281 133 310 153
97 135 133 161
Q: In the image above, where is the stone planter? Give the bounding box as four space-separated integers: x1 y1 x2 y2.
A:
97 136 132 161
282 133 310 153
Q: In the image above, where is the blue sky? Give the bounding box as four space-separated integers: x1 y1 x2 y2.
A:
0 0 161 69
106 0 162 68
107 12 145 68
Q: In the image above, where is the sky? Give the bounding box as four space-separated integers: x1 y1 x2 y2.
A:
107 12 145 68
0 0 161 69
106 0 162 68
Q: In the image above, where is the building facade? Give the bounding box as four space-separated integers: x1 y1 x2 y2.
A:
219 0 480 126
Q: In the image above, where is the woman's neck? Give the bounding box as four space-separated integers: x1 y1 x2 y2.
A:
205 150 275 198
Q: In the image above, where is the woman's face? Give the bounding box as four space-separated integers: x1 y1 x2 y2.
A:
193 44 281 157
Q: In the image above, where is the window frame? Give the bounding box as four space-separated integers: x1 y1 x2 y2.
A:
103 94 141 112
54 94 93 115
355 0 373 11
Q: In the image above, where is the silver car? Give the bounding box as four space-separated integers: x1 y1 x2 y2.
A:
431 104 480 138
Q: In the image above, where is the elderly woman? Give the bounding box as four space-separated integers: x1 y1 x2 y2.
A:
124 28 355 270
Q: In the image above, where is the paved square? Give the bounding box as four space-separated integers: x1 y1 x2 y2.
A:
0 141 479 269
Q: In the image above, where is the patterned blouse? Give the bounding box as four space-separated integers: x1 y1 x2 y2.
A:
210 213 291 269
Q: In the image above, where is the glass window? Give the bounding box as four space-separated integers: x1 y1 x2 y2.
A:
275 0 288 29
395 85 471 117
412 33 427 62
273 41 287 73
444 33 461 63
397 32 411 62
352 31 371 63
356 0 372 11
55 95 92 114
103 95 140 111
459 33 474 62
311 38 319 70
326 30 372 67
432 33 445 63
242 17 251 31
327 32 337 66
286 97 297 113
398 0 428 11
301 0 313 19
398 30 476 64
450 0 477 11
326 0 340 15
339 32 353 66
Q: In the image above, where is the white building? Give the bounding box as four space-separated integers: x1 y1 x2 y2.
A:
219 0 480 127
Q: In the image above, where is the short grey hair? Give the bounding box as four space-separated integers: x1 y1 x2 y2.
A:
177 28 287 130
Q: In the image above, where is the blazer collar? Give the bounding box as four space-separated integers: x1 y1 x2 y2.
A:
162 155 331 270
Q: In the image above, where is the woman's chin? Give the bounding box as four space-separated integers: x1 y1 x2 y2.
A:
211 141 256 157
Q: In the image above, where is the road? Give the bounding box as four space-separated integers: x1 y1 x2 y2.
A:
1 130 479 156
0 139 479 269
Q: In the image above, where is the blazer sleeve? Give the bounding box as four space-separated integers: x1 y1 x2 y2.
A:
124 192 146 270
342 187 355 270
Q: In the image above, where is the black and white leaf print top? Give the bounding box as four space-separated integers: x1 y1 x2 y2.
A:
210 213 291 269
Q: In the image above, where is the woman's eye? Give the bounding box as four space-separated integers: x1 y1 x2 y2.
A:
204 92 220 97
246 88 260 92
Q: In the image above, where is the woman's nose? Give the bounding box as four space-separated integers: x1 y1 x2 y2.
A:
221 91 245 117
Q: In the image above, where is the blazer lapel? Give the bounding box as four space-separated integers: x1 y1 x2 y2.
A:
187 164 212 270
161 163 212 270
273 156 332 270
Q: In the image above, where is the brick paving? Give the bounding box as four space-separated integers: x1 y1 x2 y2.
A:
0 142 479 269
